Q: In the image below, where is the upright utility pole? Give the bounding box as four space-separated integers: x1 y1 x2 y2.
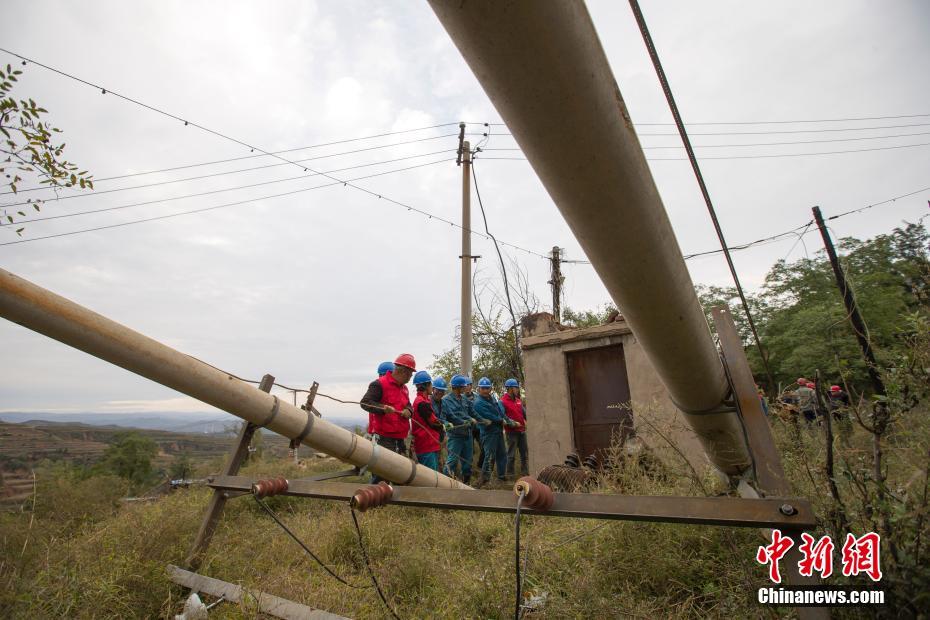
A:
812 206 885 395
548 246 563 322
458 123 473 377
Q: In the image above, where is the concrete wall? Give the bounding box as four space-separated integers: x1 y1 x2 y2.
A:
521 313 711 476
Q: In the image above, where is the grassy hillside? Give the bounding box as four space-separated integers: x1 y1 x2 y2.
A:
0 421 322 484
2 401 926 619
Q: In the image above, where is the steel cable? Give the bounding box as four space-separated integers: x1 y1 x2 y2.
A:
252 495 370 589
350 507 402 620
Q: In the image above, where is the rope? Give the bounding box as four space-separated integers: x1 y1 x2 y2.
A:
350 508 402 620
252 495 369 589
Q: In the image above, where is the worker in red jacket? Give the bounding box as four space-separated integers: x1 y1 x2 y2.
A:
365 361 395 436
360 353 415 483
501 378 529 477
409 370 443 471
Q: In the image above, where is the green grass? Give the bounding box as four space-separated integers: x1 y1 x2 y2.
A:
2 408 927 619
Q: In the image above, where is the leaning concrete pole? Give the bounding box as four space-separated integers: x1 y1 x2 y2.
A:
428 0 750 474
0 268 468 489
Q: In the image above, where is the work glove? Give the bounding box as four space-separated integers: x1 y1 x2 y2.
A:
477 418 491 426
443 422 454 432
503 417 518 428
468 418 477 427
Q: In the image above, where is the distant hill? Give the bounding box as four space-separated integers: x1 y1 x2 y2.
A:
0 411 363 434
0 411 364 476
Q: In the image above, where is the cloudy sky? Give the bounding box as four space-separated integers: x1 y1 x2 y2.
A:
1 1 928 423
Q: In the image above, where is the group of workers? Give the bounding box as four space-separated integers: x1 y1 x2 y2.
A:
778 377 850 424
360 353 528 486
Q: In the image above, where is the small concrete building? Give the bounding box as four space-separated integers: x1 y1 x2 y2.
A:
521 312 710 475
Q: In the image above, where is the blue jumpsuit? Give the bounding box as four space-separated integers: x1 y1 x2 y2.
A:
440 392 475 482
473 394 508 481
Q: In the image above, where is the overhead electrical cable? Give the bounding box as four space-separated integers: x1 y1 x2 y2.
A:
481 130 930 151
471 161 524 380
2 148 456 208
559 185 930 264
631 113 930 126
825 186 930 220
0 49 548 257
629 0 773 389
0 52 466 231
2 132 459 195
2 157 552 260
474 141 930 161
485 113 930 127
480 123 930 137
5 154 454 226
0 159 452 245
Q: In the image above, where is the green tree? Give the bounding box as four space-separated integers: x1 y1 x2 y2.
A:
753 222 929 391
560 304 617 328
690 222 930 392
1 64 94 234
98 432 158 488
430 310 522 388
168 452 192 480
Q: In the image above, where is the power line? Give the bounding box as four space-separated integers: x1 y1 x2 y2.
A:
482 130 930 151
0 159 451 245
481 123 930 137
471 161 524 381
0 50 509 249
3 148 455 210
825 186 930 220
561 184 929 266
2 157 551 259
682 222 814 260
6 153 453 226
628 0 775 389
637 114 930 126
0 49 551 257
682 185 930 260
2 132 459 196
474 141 930 161
487 113 930 127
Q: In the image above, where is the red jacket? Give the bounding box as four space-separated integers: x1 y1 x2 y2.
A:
410 393 441 454
373 372 412 438
501 393 526 433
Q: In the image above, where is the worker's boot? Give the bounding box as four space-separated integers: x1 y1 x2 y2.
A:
475 473 488 488
463 473 471 486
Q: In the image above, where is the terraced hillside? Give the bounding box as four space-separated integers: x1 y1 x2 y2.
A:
0 420 318 494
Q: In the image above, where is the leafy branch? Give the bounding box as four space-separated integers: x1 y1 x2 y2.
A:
0 63 94 235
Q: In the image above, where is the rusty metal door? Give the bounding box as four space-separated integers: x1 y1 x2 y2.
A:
566 344 633 461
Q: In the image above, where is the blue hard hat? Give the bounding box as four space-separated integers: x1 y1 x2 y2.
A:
477 377 493 388
504 378 520 388
450 374 468 388
413 370 432 385
377 361 395 376
432 377 448 391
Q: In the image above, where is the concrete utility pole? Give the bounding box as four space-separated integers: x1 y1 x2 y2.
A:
0 267 469 490
429 0 751 475
548 246 563 322
812 206 886 395
458 124 474 377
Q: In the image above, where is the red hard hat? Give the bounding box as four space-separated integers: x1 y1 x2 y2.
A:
797 377 807 384
806 381 815 388
830 385 841 392
394 353 416 370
